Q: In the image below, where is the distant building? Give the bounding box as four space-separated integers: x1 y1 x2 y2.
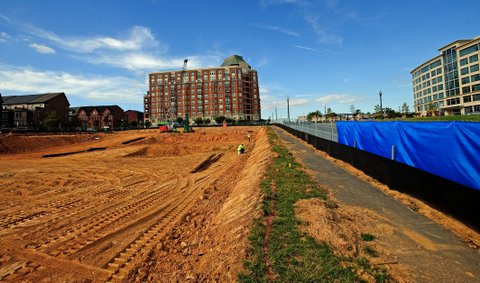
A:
125 110 144 123
411 37 480 116
145 55 261 125
73 105 126 130
1 92 70 129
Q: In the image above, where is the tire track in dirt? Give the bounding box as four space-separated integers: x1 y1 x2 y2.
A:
106 157 230 280
30 178 179 256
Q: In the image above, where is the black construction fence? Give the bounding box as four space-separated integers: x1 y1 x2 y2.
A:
275 124 480 232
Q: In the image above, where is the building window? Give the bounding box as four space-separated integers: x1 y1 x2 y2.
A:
472 74 480 83
459 44 479 57
446 97 460 105
470 54 479 63
460 58 469 66
464 95 472 103
470 65 479 73
461 67 469 75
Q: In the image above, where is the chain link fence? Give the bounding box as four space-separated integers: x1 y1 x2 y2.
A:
282 121 338 142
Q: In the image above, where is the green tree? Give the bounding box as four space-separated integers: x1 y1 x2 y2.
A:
195 117 203 125
350 104 356 115
176 117 184 124
306 110 322 121
214 116 226 124
401 102 410 114
427 102 437 116
130 121 138 128
144 120 152 128
44 111 61 129
68 115 81 129
205 118 211 124
384 107 401 118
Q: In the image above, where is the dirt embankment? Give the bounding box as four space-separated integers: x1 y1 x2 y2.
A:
126 127 272 282
0 127 267 282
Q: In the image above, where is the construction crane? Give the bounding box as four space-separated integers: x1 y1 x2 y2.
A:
182 59 192 132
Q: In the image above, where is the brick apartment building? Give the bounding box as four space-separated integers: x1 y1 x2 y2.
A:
1 92 70 129
124 110 144 124
144 55 261 125
71 105 126 130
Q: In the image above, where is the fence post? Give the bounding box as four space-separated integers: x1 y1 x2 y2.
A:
391 145 395 160
330 121 333 141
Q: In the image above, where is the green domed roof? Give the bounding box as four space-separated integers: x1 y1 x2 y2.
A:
221 55 251 69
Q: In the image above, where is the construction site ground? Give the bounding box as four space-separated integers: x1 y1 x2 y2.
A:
272 126 480 282
0 126 270 282
0 126 479 282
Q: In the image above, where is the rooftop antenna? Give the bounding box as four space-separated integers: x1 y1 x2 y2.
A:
183 59 188 71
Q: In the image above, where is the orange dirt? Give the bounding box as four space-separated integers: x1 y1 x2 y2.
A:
0 127 270 282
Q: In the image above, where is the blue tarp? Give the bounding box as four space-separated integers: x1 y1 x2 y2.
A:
336 121 480 191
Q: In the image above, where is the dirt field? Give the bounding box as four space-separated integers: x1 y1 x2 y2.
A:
0 127 270 282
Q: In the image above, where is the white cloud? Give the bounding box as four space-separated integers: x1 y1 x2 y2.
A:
315 93 361 104
29 43 56 54
18 22 224 72
290 98 311 106
0 64 145 104
0 31 10 42
304 13 343 46
261 0 345 46
293 45 318 52
28 25 161 53
259 87 270 95
84 52 222 72
251 23 300 37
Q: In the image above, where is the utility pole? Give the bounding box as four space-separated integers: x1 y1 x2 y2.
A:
182 59 191 132
287 96 290 123
379 91 383 120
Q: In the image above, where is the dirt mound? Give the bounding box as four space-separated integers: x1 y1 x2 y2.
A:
295 198 414 282
127 127 271 282
0 134 97 154
123 147 149 157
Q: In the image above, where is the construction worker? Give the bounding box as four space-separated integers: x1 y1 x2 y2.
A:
237 143 245 154
247 132 251 142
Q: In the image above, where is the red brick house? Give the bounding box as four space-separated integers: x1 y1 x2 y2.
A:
125 110 143 123
74 105 125 130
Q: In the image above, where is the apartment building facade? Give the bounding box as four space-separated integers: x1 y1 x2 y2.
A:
144 55 260 125
72 105 126 130
1 92 70 129
411 37 480 116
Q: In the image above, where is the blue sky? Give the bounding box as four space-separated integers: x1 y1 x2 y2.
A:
0 0 479 119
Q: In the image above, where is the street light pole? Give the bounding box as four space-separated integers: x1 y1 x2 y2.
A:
379 91 383 120
287 96 290 123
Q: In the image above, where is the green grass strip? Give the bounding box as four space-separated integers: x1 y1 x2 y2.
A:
239 128 361 282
